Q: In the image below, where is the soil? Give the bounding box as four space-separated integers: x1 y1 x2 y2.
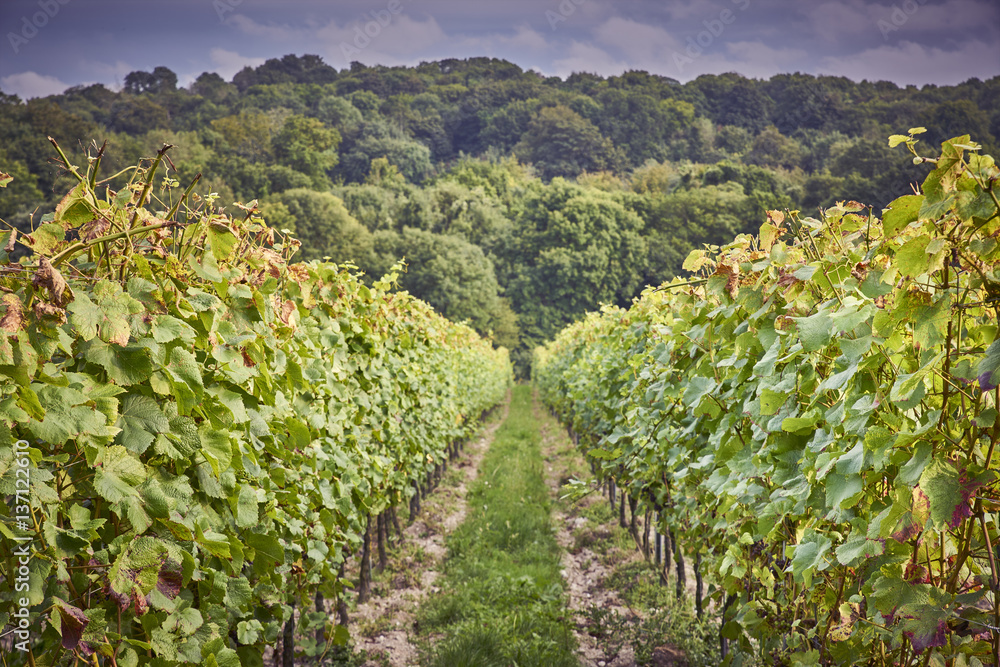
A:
535 396 690 667
347 397 510 666
337 390 691 667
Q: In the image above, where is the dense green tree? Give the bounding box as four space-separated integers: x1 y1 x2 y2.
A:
714 124 753 156
496 180 645 349
265 189 373 264
477 99 540 154
109 96 170 134
513 105 622 180
317 95 363 132
745 126 803 170
592 89 694 165
641 181 753 284
210 110 277 162
232 54 337 91
273 114 340 184
123 66 178 95
766 74 842 134
337 121 432 183
692 74 773 133
920 99 996 152
369 227 504 337
190 72 237 103
0 150 45 231
828 137 926 208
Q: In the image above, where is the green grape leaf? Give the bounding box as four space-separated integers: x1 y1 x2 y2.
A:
93 445 147 503
790 532 832 585
225 576 253 609
826 473 863 510
882 195 923 236
83 339 154 386
68 280 143 345
205 648 241 667
199 425 232 476
793 310 834 352
246 532 284 566
235 483 258 528
164 347 204 415
28 383 111 445
835 533 883 565
759 388 788 416
151 314 197 344
894 235 932 277
116 394 170 454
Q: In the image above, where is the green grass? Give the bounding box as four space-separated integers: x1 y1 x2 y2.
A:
418 385 579 667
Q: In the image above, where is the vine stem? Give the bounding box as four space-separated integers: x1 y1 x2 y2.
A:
47 136 84 183
49 220 178 267
977 508 1000 664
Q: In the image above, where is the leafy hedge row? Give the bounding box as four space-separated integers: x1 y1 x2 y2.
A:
0 142 511 666
535 132 1000 666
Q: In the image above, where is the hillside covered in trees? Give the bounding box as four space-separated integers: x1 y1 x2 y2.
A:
2 54 997 370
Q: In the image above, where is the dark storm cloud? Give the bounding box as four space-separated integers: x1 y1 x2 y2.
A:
1 0 997 99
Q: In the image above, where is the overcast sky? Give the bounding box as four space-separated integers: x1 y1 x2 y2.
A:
1 0 998 99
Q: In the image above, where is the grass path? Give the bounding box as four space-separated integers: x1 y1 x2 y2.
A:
416 384 579 666
347 385 711 667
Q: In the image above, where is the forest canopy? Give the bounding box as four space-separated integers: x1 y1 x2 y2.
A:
2 55 997 371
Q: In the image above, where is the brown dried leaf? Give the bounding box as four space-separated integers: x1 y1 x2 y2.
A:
714 263 739 298
286 264 309 284
279 300 296 325
32 257 71 306
3 229 15 253
776 272 800 290
131 588 149 616
55 599 90 651
0 293 23 334
80 217 111 242
851 261 869 282
155 559 183 599
33 301 67 326
106 579 130 611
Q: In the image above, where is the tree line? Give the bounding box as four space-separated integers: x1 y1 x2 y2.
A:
1 55 997 371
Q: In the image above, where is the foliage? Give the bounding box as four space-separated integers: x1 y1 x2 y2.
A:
0 143 511 666
265 188 372 264
496 178 646 352
1 57 996 374
536 132 1000 665
513 105 623 181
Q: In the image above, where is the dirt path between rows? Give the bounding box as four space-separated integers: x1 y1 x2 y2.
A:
534 395 641 667
349 396 510 666
535 391 692 667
